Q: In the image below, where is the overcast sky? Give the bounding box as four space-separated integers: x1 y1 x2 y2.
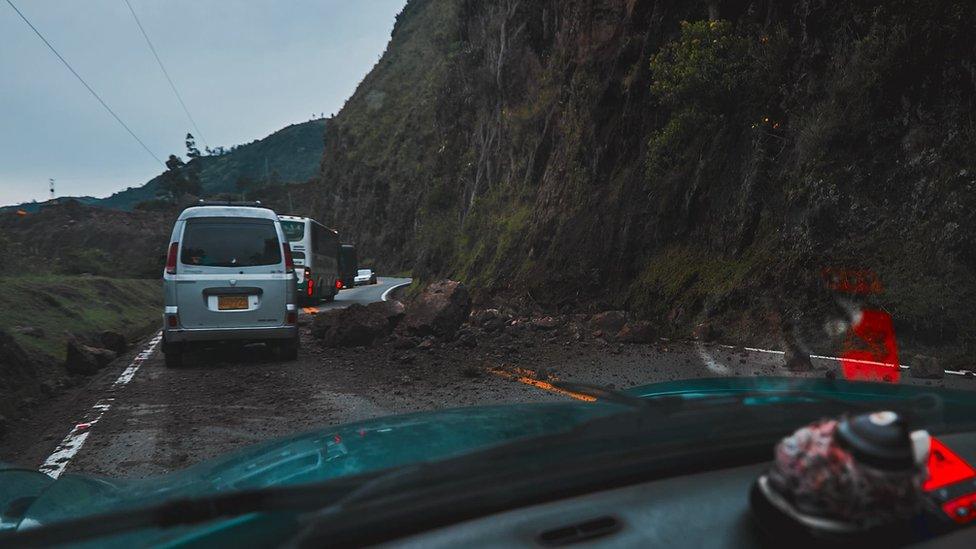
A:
0 0 405 206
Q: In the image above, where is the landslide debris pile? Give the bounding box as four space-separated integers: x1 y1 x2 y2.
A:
311 280 660 353
312 0 976 355
311 280 472 348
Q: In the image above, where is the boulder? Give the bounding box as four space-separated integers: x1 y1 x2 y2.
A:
910 354 943 379
457 330 479 348
616 321 656 344
1 329 39 420
365 300 405 330
589 311 628 334
65 339 116 375
99 330 128 354
13 326 45 338
469 308 507 332
391 334 418 350
530 316 563 331
311 304 393 348
692 321 721 342
402 280 472 339
783 347 813 371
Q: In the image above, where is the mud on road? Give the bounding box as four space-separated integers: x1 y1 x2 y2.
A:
2 287 972 478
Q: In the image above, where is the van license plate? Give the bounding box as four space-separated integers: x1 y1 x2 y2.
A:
218 296 248 310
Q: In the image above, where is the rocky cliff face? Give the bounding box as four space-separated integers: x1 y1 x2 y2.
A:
314 0 976 352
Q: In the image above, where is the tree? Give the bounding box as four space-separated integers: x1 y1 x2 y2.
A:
185 133 201 159
235 175 255 200
157 154 201 202
268 169 281 186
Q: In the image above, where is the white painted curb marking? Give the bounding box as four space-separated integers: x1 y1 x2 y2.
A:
381 279 411 302
38 331 163 478
715 344 970 377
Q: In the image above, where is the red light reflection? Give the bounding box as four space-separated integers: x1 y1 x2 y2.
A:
840 309 900 383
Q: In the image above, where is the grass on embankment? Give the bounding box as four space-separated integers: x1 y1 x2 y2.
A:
0 276 161 362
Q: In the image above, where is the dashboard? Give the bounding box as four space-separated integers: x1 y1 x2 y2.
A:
387 432 976 548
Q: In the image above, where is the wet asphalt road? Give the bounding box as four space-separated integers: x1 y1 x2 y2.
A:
2 275 974 478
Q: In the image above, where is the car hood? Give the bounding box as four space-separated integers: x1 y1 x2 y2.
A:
4 376 975 541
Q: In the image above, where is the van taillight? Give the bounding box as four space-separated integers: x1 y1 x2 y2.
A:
165 242 179 274
306 270 315 297
286 311 297 324
283 242 294 273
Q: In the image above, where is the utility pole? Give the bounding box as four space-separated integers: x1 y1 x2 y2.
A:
49 178 55 200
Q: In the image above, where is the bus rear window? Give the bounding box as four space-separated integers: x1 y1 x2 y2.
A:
181 218 282 267
280 220 305 241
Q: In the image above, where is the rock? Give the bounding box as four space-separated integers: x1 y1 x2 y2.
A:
402 280 472 339
616 321 656 344
530 316 563 331
417 338 436 351
99 331 128 354
784 347 813 371
692 321 720 342
589 311 628 335
13 326 45 338
391 335 417 350
310 304 393 347
910 354 943 379
470 308 508 332
1 329 42 428
65 339 116 375
365 300 406 330
457 330 479 348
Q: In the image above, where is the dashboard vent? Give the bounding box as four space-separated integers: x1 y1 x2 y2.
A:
536 515 622 546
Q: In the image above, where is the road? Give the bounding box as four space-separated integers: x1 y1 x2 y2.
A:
2 275 973 478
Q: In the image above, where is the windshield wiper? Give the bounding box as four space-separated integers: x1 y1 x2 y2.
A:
0 471 396 548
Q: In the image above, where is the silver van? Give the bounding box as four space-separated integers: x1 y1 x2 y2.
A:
161 204 298 367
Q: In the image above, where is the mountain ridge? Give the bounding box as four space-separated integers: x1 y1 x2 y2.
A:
3 118 327 211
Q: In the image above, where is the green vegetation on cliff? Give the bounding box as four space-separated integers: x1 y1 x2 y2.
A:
316 0 976 353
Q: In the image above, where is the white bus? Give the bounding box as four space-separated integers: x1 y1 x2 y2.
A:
278 215 340 304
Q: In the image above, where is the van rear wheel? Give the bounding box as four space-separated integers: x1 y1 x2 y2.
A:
277 336 299 361
162 341 183 368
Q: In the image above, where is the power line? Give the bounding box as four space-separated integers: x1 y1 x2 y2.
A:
4 0 163 166
123 0 208 148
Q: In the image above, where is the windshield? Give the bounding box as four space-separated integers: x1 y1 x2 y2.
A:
280 220 305 242
180 219 281 267
2 1 975 546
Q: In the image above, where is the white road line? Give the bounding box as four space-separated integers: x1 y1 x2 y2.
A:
38 331 162 478
716 343 970 376
381 280 411 302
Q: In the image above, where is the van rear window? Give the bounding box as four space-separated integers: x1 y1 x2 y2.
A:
181 218 282 267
